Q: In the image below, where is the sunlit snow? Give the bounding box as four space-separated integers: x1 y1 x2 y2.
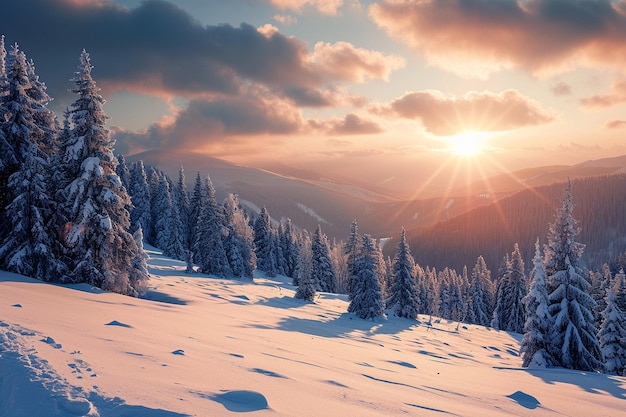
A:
0 247 624 416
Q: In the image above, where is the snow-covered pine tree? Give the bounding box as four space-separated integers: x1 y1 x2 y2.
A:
492 243 527 333
387 228 419 319
598 289 626 376
188 172 205 247
193 175 231 277
254 206 279 277
466 256 493 326
223 193 256 279
348 234 385 320
311 225 336 293
278 218 299 279
115 154 131 191
418 266 438 316
128 160 152 239
59 50 148 295
25 57 58 156
613 270 626 313
344 219 360 299
294 229 312 287
545 180 602 371
174 166 190 250
153 175 186 260
0 46 64 279
521 239 554 367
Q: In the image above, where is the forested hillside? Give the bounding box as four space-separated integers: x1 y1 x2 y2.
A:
408 174 626 273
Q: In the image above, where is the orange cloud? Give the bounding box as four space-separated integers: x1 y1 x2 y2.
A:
581 80 626 108
309 113 384 135
370 0 626 78
267 0 344 15
605 119 626 129
370 89 554 136
311 41 405 83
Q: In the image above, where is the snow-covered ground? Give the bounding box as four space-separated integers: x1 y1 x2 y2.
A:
1 248 624 416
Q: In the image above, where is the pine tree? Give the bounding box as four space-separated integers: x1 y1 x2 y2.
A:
598 289 626 376
344 219 360 299
193 175 230 277
25 57 58 156
128 160 152 239
59 50 148 295
153 175 186 260
466 256 493 326
223 193 255 278
311 225 336 293
188 172 205 247
174 166 190 250
294 231 315 301
387 228 419 319
294 229 312 288
545 180 602 371
348 234 385 320
0 44 64 278
492 243 527 333
254 207 279 277
278 218 298 278
520 240 554 367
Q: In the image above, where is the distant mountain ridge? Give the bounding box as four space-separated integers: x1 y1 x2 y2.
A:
406 173 626 274
127 150 626 245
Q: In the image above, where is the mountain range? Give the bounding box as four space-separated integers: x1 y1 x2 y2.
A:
128 151 626 249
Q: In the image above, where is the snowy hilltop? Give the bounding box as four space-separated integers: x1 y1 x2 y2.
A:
1 246 624 416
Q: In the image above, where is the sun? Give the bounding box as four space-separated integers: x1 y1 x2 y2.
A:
447 131 488 156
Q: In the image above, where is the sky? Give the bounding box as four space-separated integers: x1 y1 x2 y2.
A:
2 0 626 197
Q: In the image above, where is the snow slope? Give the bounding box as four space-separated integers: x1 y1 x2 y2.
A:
1 248 625 416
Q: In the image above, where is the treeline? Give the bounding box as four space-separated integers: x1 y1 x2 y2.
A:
408 174 626 273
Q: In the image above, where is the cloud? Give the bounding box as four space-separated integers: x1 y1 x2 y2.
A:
581 80 626 108
310 41 405 83
113 91 304 154
273 14 298 25
551 81 572 96
371 89 555 136
369 0 626 78
605 119 626 129
309 113 384 135
114 95 381 155
1 0 400 107
266 0 344 15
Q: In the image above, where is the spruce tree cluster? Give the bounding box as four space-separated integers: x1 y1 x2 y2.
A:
0 41 148 295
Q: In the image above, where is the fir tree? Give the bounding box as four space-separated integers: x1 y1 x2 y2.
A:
174 165 190 250
128 160 152 239
492 243 527 333
344 219 360 299
0 44 63 278
294 231 316 301
278 218 298 278
223 193 255 278
153 175 186 260
254 206 279 277
545 180 602 371
387 228 419 319
59 50 148 295
311 225 336 293
348 234 385 320
466 256 493 326
25 57 58 156
188 172 205 246
520 240 554 367
193 175 230 277
598 289 626 376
